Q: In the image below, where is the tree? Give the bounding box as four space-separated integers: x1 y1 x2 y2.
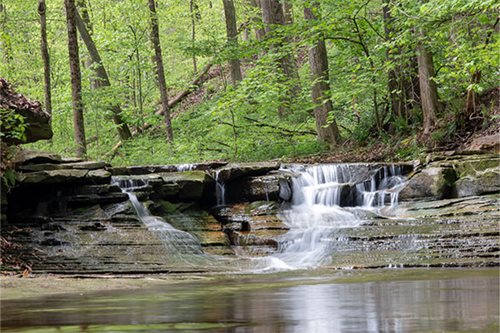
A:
304 2 341 146
38 0 51 117
74 9 132 140
148 0 174 142
65 0 86 157
416 29 439 139
222 0 242 85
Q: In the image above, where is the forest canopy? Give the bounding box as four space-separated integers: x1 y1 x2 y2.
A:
1 0 498 164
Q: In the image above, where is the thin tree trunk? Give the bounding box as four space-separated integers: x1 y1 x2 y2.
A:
76 0 98 89
65 0 86 157
249 0 265 40
222 0 242 85
189 0 198 75
38 0 52 116
74 9 132 140
382 1 401 122
464 17 499 120
416 33 439 138
261 0 299 115
283 1 293 24
304 3 341 146
148 0 174 142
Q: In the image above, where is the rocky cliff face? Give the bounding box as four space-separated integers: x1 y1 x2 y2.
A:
0 79 52 145
1 150 499 275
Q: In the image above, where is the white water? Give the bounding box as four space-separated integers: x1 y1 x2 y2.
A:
112 177 204 256
257 164 407 271
214 170 226 206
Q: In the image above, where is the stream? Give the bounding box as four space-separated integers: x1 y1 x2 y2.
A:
1 269 498 333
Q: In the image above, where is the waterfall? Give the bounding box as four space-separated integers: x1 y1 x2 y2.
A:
214 170 226 206
259 164 407 271
112 177 203 256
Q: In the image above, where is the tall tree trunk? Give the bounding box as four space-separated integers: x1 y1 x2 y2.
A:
304 3 341 146
74 9 132 140
148 0 174 142
249 0 265 41
65 0 86 157
464 17 499 121
283 1 293 24
261 0 299 115
38 0 52 116
76 0 98 89
382 1 400 121
416 33 439 138
189 0 198 75
222 0 242 85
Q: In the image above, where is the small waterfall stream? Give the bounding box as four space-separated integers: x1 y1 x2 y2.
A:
258 164 407 271
112 178 204 256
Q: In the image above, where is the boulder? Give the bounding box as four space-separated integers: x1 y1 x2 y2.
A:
160 171 213 201
399 167 456 200
455 169 500 197
227 173 289 202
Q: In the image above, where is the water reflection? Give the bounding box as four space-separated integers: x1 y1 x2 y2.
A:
1 272 498 332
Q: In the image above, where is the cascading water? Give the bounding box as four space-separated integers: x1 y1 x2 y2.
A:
258 164 407 271
112 177 204 256
214 170 226 206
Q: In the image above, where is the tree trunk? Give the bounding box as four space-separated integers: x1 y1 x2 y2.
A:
38 0 52 116
74 9 132 140
382 1 400 120
148 0 174 142
222 0 242 85
249 0 265 41
76 0 97 89
283 1 293 24
416 34 439 138
304 3 341 146
261 0 299 115
189 0 198 75
65 0 86 157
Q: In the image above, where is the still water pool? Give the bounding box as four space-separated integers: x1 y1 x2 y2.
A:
1 269 498 333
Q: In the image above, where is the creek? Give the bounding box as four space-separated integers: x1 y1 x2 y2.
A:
1 269 498 332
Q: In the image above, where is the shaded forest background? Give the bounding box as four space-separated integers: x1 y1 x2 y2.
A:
1 0 498 165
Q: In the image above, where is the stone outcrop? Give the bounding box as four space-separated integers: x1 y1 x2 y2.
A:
0 79 52 144
400 153 499 201
399 167 456 200
2 153 499 274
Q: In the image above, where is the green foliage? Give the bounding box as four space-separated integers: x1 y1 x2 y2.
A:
1 0 497 163
0 108 27 142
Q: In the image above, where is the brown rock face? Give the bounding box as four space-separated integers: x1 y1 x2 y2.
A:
0 78 52 144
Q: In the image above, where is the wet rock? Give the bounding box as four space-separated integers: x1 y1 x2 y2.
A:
108 162 228 175
212 161 280 183
227 173 287 202
79 222 107 231
160 171 213 201
399 167 456 200
451 155 500 178
455 170 500 197
86 169 112 184
40 238 69 246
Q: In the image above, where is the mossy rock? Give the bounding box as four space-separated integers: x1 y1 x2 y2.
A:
455 170 500 197
399 167 456 200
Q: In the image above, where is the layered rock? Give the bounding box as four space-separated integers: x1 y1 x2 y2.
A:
0 79 52 144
